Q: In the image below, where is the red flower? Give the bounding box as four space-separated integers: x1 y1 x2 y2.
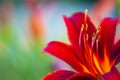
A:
42 12 120 80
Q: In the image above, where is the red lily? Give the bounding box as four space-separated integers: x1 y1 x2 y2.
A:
42 12 120 80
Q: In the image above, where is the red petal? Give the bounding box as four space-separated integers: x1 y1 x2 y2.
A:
67 73 97 80
111 40 120 64
63 15 85 64
63 12 96 47
63 15 80 48
98 18 119 58
63 12 96 66
42 70 75 80
43 41 90 73
102 67 120 80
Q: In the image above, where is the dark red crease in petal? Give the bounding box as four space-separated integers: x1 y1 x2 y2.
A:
102 67 120 80
67 72 97 80
98 18 119 58
111 40 120 64
42 70 75 80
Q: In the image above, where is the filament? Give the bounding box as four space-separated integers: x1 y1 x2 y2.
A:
84 9 88 22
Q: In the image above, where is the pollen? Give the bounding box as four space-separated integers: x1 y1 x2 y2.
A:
97 27 101 33
85 23 88 31
92 33 96 40
91 32 96 47
81 24 84 31
96 35 101 42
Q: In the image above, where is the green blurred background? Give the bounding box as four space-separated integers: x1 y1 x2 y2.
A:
0 0 120 80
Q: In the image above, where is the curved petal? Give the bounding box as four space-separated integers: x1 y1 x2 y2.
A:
63 12 96 66
42 70 75 80
43 41 90 73
63 12 96 47
102 67 120 80
98 18 119 58
111 40 120 64
67 73 97 80
63 15 80 48
63 15 85 65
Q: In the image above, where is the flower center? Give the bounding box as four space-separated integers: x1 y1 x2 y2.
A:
79 23 112 76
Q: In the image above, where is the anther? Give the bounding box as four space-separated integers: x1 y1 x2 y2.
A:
85 23 88 31
81 24 84 31
79 24 84 46
91 32 96 47
96 35 101 42
97 27 101 33
92 33 96 40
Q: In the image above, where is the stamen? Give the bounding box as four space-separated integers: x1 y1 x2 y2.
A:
79 24 84 46
96 35 100 53
97 26 101 33
91 33 104 74
94 35 104 74
85 23 88 31
96 35 101 56
83 34 97 74
92 33 96 40
96 35 101 42
81 24 84 31
91 26 101 47
91 32 96 47
84 9 88 22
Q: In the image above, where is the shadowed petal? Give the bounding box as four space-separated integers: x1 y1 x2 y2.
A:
98 18 119 58
102 67 120 80
111 40 120 64
43 41 90 73
42 70 75 80
67 73 97 80
96 18 119 73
